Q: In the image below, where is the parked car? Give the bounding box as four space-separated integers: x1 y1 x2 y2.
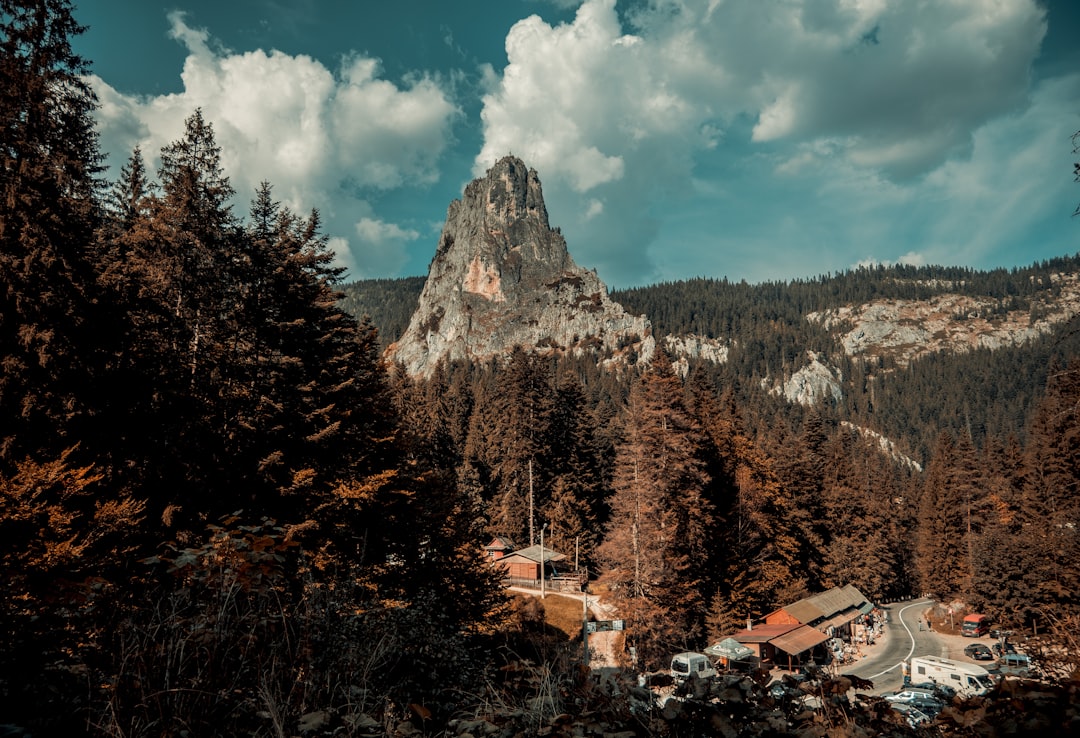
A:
885 690 944 717
767 672 809 700
997 653 1032 678
910 681 957 700
670 652 717 685
961 613 991 637
992 641 1017 657
964 643 994 661
890 703 932 728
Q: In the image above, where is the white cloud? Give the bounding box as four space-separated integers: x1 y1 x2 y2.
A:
898 252 927 267
350 217 421 277
88 12 458 278
355 217 420 243
475 0 1051 285
916 72 1080 267
476 0 636 190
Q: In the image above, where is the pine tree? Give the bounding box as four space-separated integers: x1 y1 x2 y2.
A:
914 432 974 599
544 371 603 568
1018 359 1080 621
104 146 152 231
0 0 106 465
819 429 903 602
770 412 829 592
597 350 713 668
98 110 244 525
469 348 555 543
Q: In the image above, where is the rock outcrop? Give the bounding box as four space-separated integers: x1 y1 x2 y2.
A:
386 156 652 376
768 352 843 407
806 273 1080 367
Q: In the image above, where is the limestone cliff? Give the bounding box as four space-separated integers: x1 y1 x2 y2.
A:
386 156 652 376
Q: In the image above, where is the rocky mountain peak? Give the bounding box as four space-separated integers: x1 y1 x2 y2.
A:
387 156 652 376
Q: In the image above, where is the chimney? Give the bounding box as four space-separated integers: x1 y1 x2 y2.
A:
747 617 753 631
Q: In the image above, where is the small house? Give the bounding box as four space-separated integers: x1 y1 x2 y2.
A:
484 535 517 562
494 544 568 584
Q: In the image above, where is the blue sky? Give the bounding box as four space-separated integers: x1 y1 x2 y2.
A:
76 0 1079 288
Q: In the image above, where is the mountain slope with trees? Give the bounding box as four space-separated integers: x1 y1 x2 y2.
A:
1 3 1078 734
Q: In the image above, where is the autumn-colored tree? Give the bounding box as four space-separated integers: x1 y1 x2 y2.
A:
1017 358 1080 622
694 381 807 637
914 432 983 598
819 429 903 602
597 350 713 668
463 349 556 543
769 412 829 592
231 186 401 517
544 371 604 567
0 450 144 729
0 0 108 465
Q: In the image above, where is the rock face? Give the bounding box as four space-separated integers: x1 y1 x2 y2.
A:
769 352 843 407
386 156 652 376
807 273 1080 367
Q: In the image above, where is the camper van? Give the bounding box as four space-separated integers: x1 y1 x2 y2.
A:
670 652 717 684
908 656 993 697
961 613 990 637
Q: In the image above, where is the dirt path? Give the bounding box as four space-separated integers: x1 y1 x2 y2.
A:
507 587 621 668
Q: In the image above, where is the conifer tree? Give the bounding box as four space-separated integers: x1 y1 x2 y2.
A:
696 382 808 634
545 371 603 567
0 0 106 465
1018 358 1080 621
820 429 902 602
99 110 244 524
914 432 974 598
770 412 829 592
104 146 152 231
597 350 713 668
470 348 555 543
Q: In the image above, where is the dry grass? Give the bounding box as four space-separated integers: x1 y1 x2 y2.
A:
510 592 587 639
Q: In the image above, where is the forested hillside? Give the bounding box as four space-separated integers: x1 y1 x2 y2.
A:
342 258 1080 462
338 275 424 345
3 3 1079 736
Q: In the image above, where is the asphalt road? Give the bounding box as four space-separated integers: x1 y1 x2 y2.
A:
839 598 940 695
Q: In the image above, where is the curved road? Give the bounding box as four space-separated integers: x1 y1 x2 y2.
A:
839 599 940 694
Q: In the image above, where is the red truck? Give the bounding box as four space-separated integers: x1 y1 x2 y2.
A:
961 613 990 637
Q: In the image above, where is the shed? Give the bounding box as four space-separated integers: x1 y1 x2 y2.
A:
494 544 567 582
730 622 828 671
704 638 755 668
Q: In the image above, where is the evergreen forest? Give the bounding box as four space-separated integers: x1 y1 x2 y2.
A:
2 2 1079 735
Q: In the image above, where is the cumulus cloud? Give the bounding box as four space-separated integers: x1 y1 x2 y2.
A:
915 72 1080 267
89 12 458 278
350 217 421 277
476 0 1049 284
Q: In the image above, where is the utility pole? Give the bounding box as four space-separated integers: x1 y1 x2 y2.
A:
540 522 547 599
528 459 534 547
582 588 589 666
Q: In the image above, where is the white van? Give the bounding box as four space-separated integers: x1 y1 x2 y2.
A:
908 655 993 697
670 652 717 684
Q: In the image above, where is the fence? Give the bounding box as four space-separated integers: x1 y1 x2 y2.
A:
503 573 586 593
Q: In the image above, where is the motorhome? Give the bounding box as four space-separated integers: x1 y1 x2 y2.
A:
908 656 993 697
670 652 717 684
961 613 990 637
